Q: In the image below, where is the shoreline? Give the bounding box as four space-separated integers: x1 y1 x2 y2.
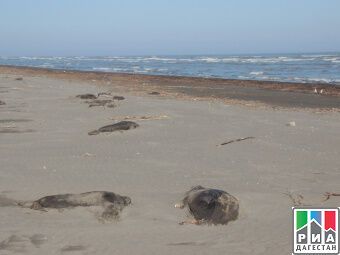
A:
1 65 340 109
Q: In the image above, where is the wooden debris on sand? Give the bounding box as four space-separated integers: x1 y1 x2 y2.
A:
110 115 169 121
323 192 340 201
217 136 255 146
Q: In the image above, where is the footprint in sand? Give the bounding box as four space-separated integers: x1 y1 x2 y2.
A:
0 234 47 253
61 245 87 253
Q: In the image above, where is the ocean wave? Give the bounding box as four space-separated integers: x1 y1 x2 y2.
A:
92 67 112 71
1 54 339 85
249 71 264 76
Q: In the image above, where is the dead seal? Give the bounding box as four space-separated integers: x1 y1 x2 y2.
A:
88 121 139 135
148 91 160 95
175 186 239 225
113 96 125 101
76 94 97 100
18 191 131 219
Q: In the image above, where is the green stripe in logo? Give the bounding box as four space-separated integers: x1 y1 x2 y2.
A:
296 210 307 230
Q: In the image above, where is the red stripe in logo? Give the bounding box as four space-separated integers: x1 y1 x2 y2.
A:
325 211 336 231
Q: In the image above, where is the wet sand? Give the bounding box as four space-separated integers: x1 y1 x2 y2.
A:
0 68 340 255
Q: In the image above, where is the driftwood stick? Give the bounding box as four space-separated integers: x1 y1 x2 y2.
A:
218 136 255 146
110 115 169 121
323 192 340 201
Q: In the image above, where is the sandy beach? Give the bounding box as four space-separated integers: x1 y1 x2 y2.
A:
1 67 340 254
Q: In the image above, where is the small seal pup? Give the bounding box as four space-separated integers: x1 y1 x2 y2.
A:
175 186 239 225
88 121 139 135
18 191 131 219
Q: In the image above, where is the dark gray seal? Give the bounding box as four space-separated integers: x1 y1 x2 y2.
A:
76 94 97 99
19 191 131 219
0 100 5 105
176 186 239 225
88 121 139 135
148 91 160 95
113 96 125 101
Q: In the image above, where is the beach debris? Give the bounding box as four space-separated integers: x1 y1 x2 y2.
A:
15 77 23 81
113 96 125 100
313 88 325 95
323 192 340 201
148 91 160 95
176 186 239 225
286 121 296 127
167 241 212 246
110 115 169 121
0 100 5 105
76 93 97 100
284 191 304 206
88 121 139 135
18 191 131 220
218 136 255 146
82 152 95 157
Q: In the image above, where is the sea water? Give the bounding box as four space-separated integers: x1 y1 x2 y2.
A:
1 53 340 85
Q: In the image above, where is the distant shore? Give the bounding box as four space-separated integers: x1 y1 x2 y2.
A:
1 65 340 109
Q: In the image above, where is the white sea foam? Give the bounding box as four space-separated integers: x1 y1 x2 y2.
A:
92 67 112 71
197 57 220 63
37 63 55 68
249 71 264 76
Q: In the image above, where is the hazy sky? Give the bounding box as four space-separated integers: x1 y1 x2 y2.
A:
1 0 339 56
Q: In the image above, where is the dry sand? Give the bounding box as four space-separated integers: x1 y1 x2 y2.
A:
0 70 340 254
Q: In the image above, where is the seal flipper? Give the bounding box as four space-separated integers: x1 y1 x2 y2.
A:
17 201 47 211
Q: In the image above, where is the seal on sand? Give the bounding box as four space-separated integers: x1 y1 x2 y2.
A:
19 191 131 219
88 121 139 135
113 96 125 101
175 186 239 225
76 94 97 100
0 100 5 105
